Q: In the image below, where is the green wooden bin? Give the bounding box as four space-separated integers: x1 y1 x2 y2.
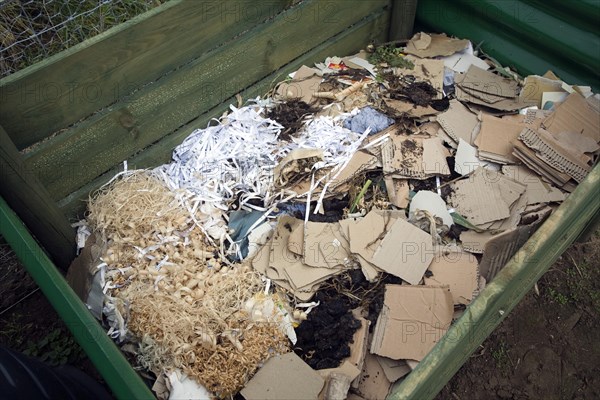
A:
1 1 598 398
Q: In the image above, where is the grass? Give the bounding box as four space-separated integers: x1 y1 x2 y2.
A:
0 0 163 77
491 339 513 375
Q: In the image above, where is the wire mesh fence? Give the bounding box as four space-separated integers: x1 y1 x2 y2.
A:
0 0 163 78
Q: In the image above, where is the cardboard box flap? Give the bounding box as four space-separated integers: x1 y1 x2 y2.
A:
542 92 600 142
240 352 325 400
476 113 526 163
370 285 453 361
404 32 469 58
436 99 479 145
371 218 435 285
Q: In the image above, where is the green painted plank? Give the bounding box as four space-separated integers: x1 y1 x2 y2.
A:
24 0 390 202
0 195 155 400
0 0 292 150
415 0 600 91
58 6 391 219
388 163 600 399
0 125 74 269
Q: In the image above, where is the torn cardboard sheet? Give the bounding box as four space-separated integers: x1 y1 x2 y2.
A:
273 148 324 189
442 43 490 73
511 140 573 189
518 127 592 183
455 66 523 111
542 92 600 142
355 352 392 400
448 167 526 227
338 217 382 282
370 284 453 361
409 190 453 227
384 177 410 209
478 209 550 281
436 99 480 145
502 165 566 204
275 65 322 104
404 32 469 58
303 221 351 269
240 352 324 400
520 75 567 108
372 218 435 285
475 113 526 164
395 56 445 98
424 249 479 305
346 209 405 265
383 135 451 179
460 230 498 254
376 357 411 383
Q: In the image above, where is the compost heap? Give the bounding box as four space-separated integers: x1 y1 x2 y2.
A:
77 31 600 399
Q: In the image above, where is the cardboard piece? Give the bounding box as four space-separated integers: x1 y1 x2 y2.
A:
384 135 450 179
384 177 410 209
303 221 351 269
372 218 435 285
455 66 524 111
330 150 379 191
376 357 411 382
409 190 453 227
448 167 526 226
542 92 600 142
454 138 488 176
502 165 566 204
460 230 498 254
512 140 573 189
395 56 445 99
370 285 453 361
404 32 469 58
424 249 479 305
384 98 440 118
518 127 592 183
355 353 392 400
346 209 404 265
436 99 480 145
275 65 322 104
339 217 382 282
478 209 550 281
475 113 526 164
273 148 324 189
520 75 566 108
240 352 325 400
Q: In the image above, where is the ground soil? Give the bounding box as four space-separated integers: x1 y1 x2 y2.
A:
1 231 598 399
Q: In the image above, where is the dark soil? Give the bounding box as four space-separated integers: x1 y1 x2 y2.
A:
437 232 600 400
267 99 317 141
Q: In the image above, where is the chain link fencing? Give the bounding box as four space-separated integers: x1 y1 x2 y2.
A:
0 0 163 78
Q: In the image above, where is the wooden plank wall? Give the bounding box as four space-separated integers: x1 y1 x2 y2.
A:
0 0 394 265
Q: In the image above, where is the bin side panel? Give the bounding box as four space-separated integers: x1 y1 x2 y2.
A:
22 0 390 203
57 6 391 219
415 0 600 91
388 164 600 399
0 0 293 150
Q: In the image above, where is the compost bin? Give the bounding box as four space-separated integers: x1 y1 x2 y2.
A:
0 1 599 399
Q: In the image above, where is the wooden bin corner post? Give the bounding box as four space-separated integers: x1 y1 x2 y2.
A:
389 0 418 40
0 124 75 269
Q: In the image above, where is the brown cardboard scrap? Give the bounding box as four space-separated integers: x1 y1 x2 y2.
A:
395 56 445 99
479 210 550 281
385 135 450 179
511 140 573 189
458 65 520 99
376 357 411 383
330 150 379 191
355 353 392 400
455 85 525 111
436 99 480 145
520 75 566 108
384 98 440 118
404 32 469 58
287 222 304 256
303 221 351 269
273 148 324 189
424 249 479 305
542 92 600 142
372 218 435 285
346 209 404 265
317 360 361 383
275 65 322 104
518 127 592 182
502 165 566 204
460 230 498 254
240 352 325 400
338 217 382 282
418 120 443 137
370 285 453 361
384 176 410 209
475 113 526 164
448 167 514 226
554 131 600 154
